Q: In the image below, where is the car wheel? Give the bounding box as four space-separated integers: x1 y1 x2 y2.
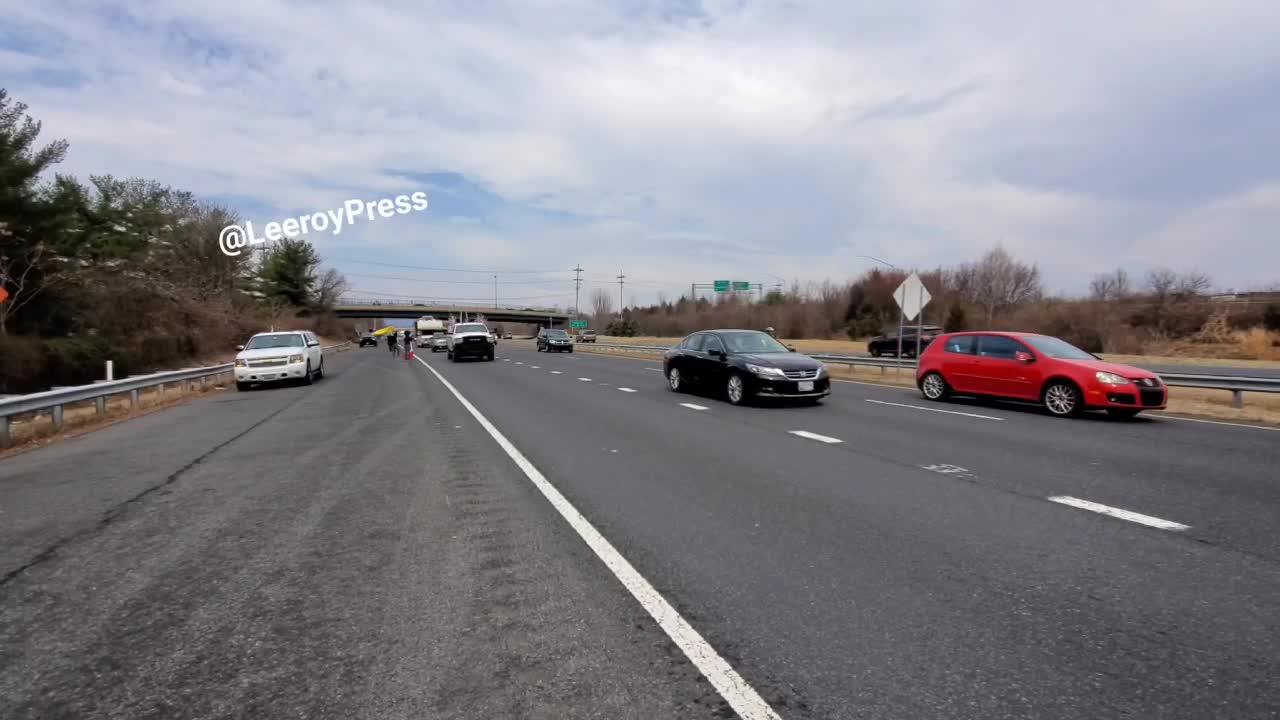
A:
667 367 685 393
1108 408 1142 419
316 360 324 379
1043 381 1082 417
236 381 249 392
302 361 314 385
568 348 574 353
487 352 495 361
920 372 950 401
726 372 752 406
869 347 881 358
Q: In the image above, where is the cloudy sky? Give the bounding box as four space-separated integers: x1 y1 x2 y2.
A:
5 0 1279 307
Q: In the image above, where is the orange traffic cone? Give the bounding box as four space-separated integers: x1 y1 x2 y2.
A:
407 348 414 361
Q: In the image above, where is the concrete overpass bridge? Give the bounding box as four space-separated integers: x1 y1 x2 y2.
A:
333 298 573 328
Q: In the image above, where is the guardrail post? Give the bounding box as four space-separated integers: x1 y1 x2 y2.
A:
96 397 106 416
130 389 140 409
0 417 9 448
158 382 165 398
1232 390 1244 409
52 404 64 429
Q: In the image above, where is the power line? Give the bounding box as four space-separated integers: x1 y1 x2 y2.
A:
616 270 626 318
329 258 570 275
345 288 573 301
340 271 568 286
573 264 584 318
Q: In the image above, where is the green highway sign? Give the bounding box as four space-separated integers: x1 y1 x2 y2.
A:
733 281 751 291
713 280 731 292
570 320 588 328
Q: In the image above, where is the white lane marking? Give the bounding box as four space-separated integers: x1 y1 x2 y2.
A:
413 356 781 720
1048 496 1189 531
680 403 709 411
578 377 592 382
531 365 541 369
789 430 843 444
646 367 663 372
1146 414 1280 432
550 370 563 375
865 398 1004 421
617 387 637 393
515 361 524 365
503 358 511 362
922 464 968 474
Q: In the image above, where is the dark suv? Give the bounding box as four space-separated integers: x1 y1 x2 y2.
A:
537 328 574 352
867 325 942 358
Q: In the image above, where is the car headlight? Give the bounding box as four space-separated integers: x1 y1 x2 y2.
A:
1095 371 1130 385
288 354 304 364
746 363 786 378
816 365 828 378
234 359 247 368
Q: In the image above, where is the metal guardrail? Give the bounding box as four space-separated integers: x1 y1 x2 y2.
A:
0 342 351 448
582 343 1280 409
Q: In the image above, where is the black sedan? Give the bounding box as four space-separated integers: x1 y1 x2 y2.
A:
866 325 941 358
662 329 831 405
358 334 379 347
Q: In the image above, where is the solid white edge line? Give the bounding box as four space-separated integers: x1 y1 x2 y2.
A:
414 356 781 719
680 403 709 410
618 387 637 392
1146 414 1280 432
788 430 843 444
865 398 1004 421
1047 496 1189 531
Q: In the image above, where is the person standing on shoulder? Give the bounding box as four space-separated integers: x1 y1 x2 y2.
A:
387 332 398 356
403 330 413 360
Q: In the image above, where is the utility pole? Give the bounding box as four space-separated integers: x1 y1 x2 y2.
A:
572 264 584 318
616 270 626 319
493 274 498 309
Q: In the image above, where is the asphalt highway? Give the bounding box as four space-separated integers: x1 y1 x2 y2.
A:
3 342 1279 719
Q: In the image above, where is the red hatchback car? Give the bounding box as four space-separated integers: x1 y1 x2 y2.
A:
915 332 1168 418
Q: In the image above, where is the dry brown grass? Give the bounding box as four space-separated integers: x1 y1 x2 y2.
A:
1 340 355 456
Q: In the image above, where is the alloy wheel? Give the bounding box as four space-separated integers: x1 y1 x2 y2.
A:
1044 383 1078 416
922 373 946 400
668 368 682 392
727 374 744 404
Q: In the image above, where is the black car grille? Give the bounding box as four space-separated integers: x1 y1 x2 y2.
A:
783 369 819 380
1139 388 1165 407
465 337 485 343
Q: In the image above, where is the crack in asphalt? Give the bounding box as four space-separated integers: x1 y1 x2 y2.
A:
0 396 308 589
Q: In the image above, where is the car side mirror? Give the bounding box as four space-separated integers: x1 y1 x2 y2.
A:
1015 351 1034 362
708 348 725 359
787 345 796 352
235 344 244 351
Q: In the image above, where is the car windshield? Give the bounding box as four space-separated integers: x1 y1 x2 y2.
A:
548 330 569 338
720 332 789 353
455 324 487 333
1024 335 1095 360
244 334 304 350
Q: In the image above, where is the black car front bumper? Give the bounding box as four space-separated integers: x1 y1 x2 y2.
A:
752 376 832 398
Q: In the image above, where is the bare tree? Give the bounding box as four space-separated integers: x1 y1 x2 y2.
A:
314 268 348 311
590 287 613 326
955 245 1043 326
1089 268 1131 301
0 242 52 335
1146 268 1179 300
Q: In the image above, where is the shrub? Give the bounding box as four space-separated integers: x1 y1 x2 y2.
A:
1264 304 1280 333
943 304 967 333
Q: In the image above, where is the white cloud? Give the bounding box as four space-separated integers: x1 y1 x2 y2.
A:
5 0 1280 302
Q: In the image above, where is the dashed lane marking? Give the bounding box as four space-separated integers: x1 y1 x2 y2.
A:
1048 496 1189 531
680 403 709 411
617 387 637 393
788 430 843 444
413 356 782 720
865 398 1003 421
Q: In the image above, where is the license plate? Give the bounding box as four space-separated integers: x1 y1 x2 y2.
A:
797 381 814 392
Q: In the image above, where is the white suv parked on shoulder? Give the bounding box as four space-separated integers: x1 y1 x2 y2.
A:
234 331 324 390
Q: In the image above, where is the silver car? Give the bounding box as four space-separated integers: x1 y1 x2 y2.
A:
427 334 449 352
